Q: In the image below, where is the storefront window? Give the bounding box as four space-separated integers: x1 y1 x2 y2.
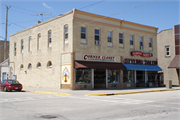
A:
108 69 120 83
75 69 92 84
123 70 134 83
148 71 157 83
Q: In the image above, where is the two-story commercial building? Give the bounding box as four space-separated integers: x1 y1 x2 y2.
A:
9 9 161 89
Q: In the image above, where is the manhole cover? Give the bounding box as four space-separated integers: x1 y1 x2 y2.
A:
40 115 57 119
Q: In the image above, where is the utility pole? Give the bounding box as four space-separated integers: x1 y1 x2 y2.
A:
4 6 11 60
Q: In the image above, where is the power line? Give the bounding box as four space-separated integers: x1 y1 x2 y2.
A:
9 22 26 29
0 3 45 14
78 0 106 10
9 0 158 41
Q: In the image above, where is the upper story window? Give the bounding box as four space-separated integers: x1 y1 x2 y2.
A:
81 27 86 39
21 39 23 53
65 25 68 39
29 36 32 52
130 35 133 45
37 33 41 50
95 29 100 45
119 33 123 44
107 31 112 42
149 38 152 47
165 46 170 56
14 42 16 56
139 37 144 50
48 30 52 47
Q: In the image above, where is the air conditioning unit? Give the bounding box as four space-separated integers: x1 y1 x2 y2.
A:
95 40 101 45
140 46 144 50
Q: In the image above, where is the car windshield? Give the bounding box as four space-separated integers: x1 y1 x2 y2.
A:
7 80 19 83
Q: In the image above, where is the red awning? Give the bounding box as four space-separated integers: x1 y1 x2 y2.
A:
168 56 180 68
75 60 126 69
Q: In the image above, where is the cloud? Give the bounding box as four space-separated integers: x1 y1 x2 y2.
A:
42 3 51 9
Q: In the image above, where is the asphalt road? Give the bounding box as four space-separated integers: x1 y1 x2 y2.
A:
0 90 180 120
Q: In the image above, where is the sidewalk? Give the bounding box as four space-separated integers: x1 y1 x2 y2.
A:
22 86 180 96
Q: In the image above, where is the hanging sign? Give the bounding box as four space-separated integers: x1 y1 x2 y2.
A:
131 51 153 57
124 58 157 65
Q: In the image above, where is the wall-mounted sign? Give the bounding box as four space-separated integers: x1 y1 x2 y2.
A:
131 51 153 57
83 54 116 62
124 58 157 65
61 65 71 84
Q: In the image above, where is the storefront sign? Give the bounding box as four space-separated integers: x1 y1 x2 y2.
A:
124 58 157 65
131 51 153 57
83 54 116 62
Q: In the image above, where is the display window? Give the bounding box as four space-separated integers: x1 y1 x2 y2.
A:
108 69 120 83
123 70 134 83
148 71 157 83
75 69 92 84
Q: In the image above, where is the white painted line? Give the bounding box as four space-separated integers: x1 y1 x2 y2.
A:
147 105 165 108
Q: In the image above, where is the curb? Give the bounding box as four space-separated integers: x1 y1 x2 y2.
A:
30 91 71 96
85 88 180 96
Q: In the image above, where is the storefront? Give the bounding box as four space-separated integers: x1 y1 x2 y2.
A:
75 60 125 89
123 58 162 87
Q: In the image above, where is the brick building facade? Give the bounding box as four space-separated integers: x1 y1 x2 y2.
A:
9 9 161 89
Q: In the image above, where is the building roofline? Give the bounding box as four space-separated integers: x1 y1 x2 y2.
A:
158 28 173 34
10 10 73 37
74 9 158 31
0 59 8 66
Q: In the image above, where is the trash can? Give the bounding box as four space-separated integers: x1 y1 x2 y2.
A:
166 80 172 89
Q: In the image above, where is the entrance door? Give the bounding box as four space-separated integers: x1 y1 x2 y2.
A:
136 71 145 87
94 69 106 89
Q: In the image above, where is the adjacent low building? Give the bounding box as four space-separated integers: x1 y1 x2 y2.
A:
9 9 161 89
157 25 180 86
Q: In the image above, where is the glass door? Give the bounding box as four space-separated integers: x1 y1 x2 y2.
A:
94 69 106 89
136 71 145 87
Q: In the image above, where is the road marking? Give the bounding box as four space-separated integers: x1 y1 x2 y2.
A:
147 105 165 108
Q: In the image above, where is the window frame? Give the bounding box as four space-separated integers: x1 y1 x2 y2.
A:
119 33 123 44
29 36 32 52
107 31 112 42
48 30 52 47
21 39 23 53
139 36 143 49
81 27 86 39
47 61 52 68
165 46 170 56
65 26 68 39
130 35 134 45
37 33 41 50
149 38 152 47
14 42 16 56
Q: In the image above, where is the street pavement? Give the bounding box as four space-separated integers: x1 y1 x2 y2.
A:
0 87 180 120
22 86 180 96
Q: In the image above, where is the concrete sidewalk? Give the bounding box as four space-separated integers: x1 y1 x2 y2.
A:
22 86 180 96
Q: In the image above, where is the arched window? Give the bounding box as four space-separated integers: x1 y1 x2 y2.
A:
37 62 41 68
64 25 68 39
20 64 24 70
28 63 32 69
47 61 52 68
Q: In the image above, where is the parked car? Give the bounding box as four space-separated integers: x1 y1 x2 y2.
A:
0 79 23 92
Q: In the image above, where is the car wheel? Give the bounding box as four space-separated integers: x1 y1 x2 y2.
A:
17 89 21 92
3 87 7 92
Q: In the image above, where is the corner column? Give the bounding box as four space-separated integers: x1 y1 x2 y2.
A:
71 52 75 90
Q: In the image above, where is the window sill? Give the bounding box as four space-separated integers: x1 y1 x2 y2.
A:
165 55 171 58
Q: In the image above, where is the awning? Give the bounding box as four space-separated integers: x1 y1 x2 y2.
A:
123 63 162 71
75 60 126 69
168 56 180 68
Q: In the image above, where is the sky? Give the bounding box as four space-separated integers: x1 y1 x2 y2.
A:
0 0 179 41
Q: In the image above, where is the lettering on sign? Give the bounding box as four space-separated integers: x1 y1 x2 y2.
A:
83 54 116 62
131 51 153 57
124 58 157 65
